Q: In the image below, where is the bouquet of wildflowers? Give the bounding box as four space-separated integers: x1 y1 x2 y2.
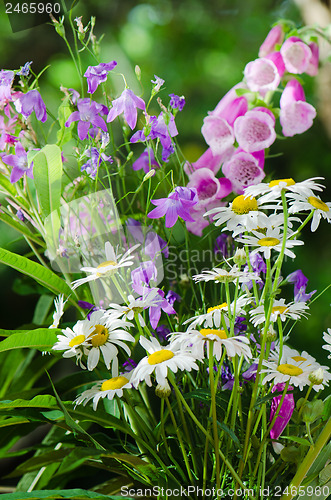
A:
0 15 330 500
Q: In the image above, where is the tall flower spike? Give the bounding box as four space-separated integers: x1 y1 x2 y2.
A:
107 88 145 130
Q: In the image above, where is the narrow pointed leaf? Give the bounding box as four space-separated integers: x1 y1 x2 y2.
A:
33 144 63 219
0 329 59 353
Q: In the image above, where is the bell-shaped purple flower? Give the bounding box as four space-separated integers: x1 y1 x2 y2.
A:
222 149 265 194
1 142 34 183
84 61 117 94
270 383 295 441
132 147 158 173
286 269 316 303
234 107 276 153
258 25 284 57
280 79 316 137
280 36 312 74
107 88 145 130
15 89 47 123
65 98 108 140
147 287 176 329
148 186 198 228
131 261 158 295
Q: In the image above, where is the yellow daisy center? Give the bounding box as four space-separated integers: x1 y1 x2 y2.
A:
269 178 295 188
68 334 85 347
200 328 228 339
272 306 288 315
88 324 109 347
277 363 303 376
101 376 128 391
232 195 258 215
148 349 174 365
292 355 307 362
96 260 117 276
307 196 329 212
207 303 227 313
258 237 280 246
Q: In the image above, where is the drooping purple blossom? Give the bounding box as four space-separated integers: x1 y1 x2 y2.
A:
214 234 231 258
258 25 284 58
84 61 117 94
65 98 108 140
169 93 185 111
279 79 316 137
131 261 158 295
234 316 247 335
81 147 112 179
242 362 258 382
15 89 47 123
147 287 176 329
1 142 34 183
166 290 181 306
17 61 33 76
148 186 198 228
107 88 145 130
270 383 295 441
286 269 316 303
126 219 169 259
132 147 159 173
153 325 171 341
131 112 178 162
234 107 276 153
243 252 266 290
222 149 265 194
77 300 100 320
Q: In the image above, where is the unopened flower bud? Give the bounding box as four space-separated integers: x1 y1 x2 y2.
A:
309 368 324 386
143 169 155 182
233 247 246 267
179 273 190 287
266 324 277 342
135 65 142 81
51 15 65 39
155 381 171 398
127 151 134 161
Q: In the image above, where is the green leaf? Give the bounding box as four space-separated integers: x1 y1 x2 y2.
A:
0 395 58 410
33 144 63 219
57 97 74 146
0 329 59 353
0 416 30 428
282 435 311 446
0 171 16 195
32 295 54 325
0 213 43 245
0 489 128 499
0 246 72 296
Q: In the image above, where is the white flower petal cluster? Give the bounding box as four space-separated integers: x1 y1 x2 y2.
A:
244 177 325 202
322 328 331 359
130 336 199 388
192 265 258 284
74 373 132 411
288 193 331 232
236 227 303 259
261 358 312 390
249 298 309 326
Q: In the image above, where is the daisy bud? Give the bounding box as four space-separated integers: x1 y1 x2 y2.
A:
308 367 324 386
301 399 324 423
233 248 246 267
266 324 277 342
155 381 172 399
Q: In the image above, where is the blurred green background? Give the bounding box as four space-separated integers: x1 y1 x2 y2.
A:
0 0 330 366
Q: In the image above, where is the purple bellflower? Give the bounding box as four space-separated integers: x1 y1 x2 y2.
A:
286 269 316 302
132 147 158 173
15 89 47 123
107 88 145 130
81 147 112 179
214 234 231 258
84 61 117 94
154 325 171 341
1 142 33 183
166 290 181 306
169 93 185 111
148 186 198 228
131 261 158 295
280 79 316 137
147 288 176 329
126 219 169 259
65 98 108 140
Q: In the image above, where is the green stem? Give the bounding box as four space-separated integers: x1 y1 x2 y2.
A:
209 344 221 497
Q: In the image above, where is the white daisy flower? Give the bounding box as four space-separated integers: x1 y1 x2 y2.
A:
236 227 304 259
183 294 252 329
308 366 331 392
261 358 311 390
192 265 258 284
170 328 252 362
74 373 132 411
288 193 331 232
269 345 318 368
249 298 309 326
130 336 199 388
230 212 301 238
52 323 90 369
49 294 68 328
79 310 134 371
105 288 160 327
205 194 272 233
322 328 331 359
244 177 325 203
71 241 140 290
